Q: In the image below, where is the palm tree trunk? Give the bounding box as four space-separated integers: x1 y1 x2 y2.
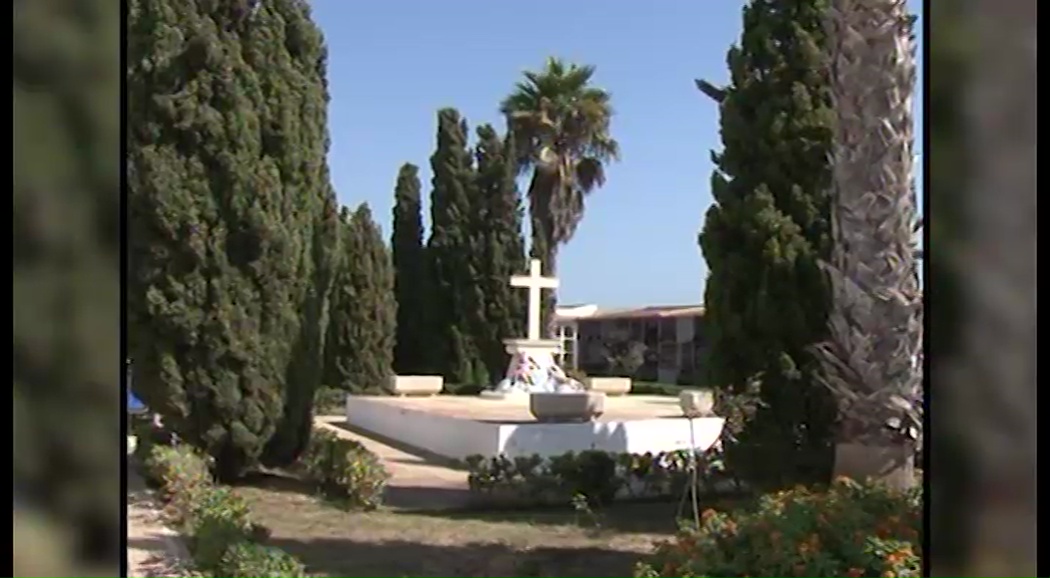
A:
527 169 560 340
819 0 922 490
529 211 558 340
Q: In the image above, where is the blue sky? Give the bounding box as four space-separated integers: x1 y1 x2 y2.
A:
311 1 924 308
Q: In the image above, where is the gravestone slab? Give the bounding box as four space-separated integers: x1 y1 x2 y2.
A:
389 375 444 396
584 377 632 396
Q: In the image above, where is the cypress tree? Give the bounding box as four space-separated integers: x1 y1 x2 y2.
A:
697 0 838 487
324 205 397 392
427 108 484 384
473 125 527 380
126 0 339 479
390 163 429 375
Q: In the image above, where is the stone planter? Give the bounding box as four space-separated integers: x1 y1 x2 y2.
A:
388 375 444 396
529 392 605 423
834 443 917 490
679 389 715 417
583 377 632 396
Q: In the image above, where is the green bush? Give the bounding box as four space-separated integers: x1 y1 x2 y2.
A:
630 382 682 396
635 477 922 578
144 444 214 524
219 542 307 578
132 418 168 478
314 386 346 415
143 442 306 577
299 428 389 509
443 382 483 396
188 486 254 572
465 448 730 508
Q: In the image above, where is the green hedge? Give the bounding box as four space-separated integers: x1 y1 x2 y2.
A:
464 448 736 508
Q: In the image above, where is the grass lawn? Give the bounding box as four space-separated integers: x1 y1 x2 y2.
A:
234 473 746 577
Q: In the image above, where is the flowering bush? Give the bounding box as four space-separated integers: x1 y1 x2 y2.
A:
144 444 215 524
299 428 390 510
635 477 922 578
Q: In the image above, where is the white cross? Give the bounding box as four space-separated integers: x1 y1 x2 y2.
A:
510 259 559 341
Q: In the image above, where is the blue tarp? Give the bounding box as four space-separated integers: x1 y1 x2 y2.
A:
128 390 147 414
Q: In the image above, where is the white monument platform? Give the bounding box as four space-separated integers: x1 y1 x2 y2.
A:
345 394 725 460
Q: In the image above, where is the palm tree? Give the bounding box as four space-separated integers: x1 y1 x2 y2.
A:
814 0 923 490
500 57 620 336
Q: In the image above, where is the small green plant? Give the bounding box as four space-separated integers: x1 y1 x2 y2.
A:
299 428 390 510
218 541 307 578
188 486 254 572
571 492 603 533
635 477 922 578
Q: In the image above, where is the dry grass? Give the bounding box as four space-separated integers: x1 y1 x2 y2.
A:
233 473 744 577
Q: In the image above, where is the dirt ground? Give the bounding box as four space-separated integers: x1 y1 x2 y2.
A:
234 473 695 578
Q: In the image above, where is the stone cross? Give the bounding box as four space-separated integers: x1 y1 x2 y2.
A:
510 259 559 341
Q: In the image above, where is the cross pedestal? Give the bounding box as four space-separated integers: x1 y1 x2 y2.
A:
479 338 564 401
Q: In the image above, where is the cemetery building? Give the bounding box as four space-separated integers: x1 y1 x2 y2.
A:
554 304 709 384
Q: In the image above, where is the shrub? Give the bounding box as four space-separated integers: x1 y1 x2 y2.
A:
219 542 307 578
630 382 681 396
314 386 346 416
299 428 389 509
132 418 170 480
143 441 306 577
444 383 483 396
188 486 254 572
465 448 731 508
635 477 922 578
145 444 214 524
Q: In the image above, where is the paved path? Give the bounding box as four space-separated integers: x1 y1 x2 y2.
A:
313 415 473 510
126 470 195 578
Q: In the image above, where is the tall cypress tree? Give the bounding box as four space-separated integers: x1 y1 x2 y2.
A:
390 163 429 375
427 108 484 384
473 125 527 380
698 0 838 487
126 0 339 479
324 205 397 392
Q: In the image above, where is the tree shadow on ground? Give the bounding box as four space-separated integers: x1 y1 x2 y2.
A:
268 536 646 578
236 470 316 497
401 491 755 535
397 498 680 535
